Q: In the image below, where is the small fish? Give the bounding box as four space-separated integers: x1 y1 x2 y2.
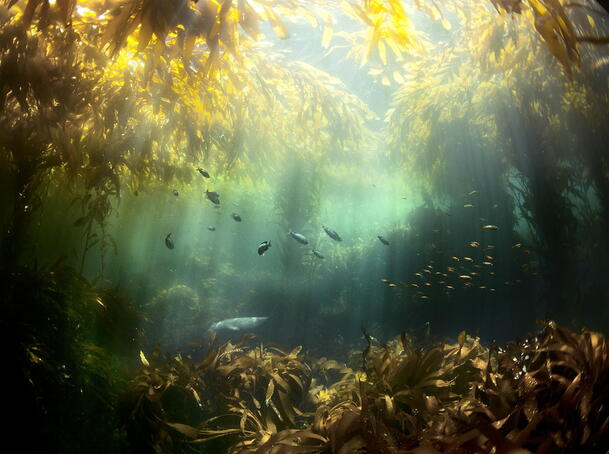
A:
322 225 342 242
377 235 389 245
404 283 419 288
208 226 216 231
165 233 174 249
388 283 398 287
208 316 268 332
172 189 179 196
289 231 309 244
463 257 474 262
380 279 390 283
205 190 220 205
232 213 242 222
459 275 471 280
312 250 325 259
469 241 480 247
467 190 477 196
197 167 210 178
463 204 473 208
258 240 271 255
482 224 499 230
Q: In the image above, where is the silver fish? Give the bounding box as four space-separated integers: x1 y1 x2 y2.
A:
312 250 324 259
208 316 269 332
232 213 242 222
289 231 308 244
165 232 174 249
258 240 271 255
323 225 342 242
377 235 390 245
208 226 216 231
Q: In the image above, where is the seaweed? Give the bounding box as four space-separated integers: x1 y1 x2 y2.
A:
128 322 609 453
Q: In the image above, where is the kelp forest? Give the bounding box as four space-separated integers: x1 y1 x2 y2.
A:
2 0 609 452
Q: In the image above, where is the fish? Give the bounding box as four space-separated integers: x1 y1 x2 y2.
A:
172 189 179 196
312 250 325 259
322 225 342 241
467 190 477 196
469 241 480 247
482 224 499 230
463 204 474 208
232 213 242 222
289 231 309 244
205 190 220 205
258 240 271 255
197 167 210 178
165 233 174 249
377 235 390 245
208 226 216 231
208 316 269 332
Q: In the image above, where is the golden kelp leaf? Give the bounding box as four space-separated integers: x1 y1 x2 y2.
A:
457 330 466 347
378 39 387 65
392 71 405 84
139 350 150 367
238 0 260 38
264 7 289 39
265 379 275 404
321 13 333 48
137 20 154 51
183 32 197 63
341 0 373 26
166 422 199 438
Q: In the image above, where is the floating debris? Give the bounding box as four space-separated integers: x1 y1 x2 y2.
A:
165 233 174 249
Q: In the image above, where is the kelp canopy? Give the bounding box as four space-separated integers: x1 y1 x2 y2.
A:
2 0 609 453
